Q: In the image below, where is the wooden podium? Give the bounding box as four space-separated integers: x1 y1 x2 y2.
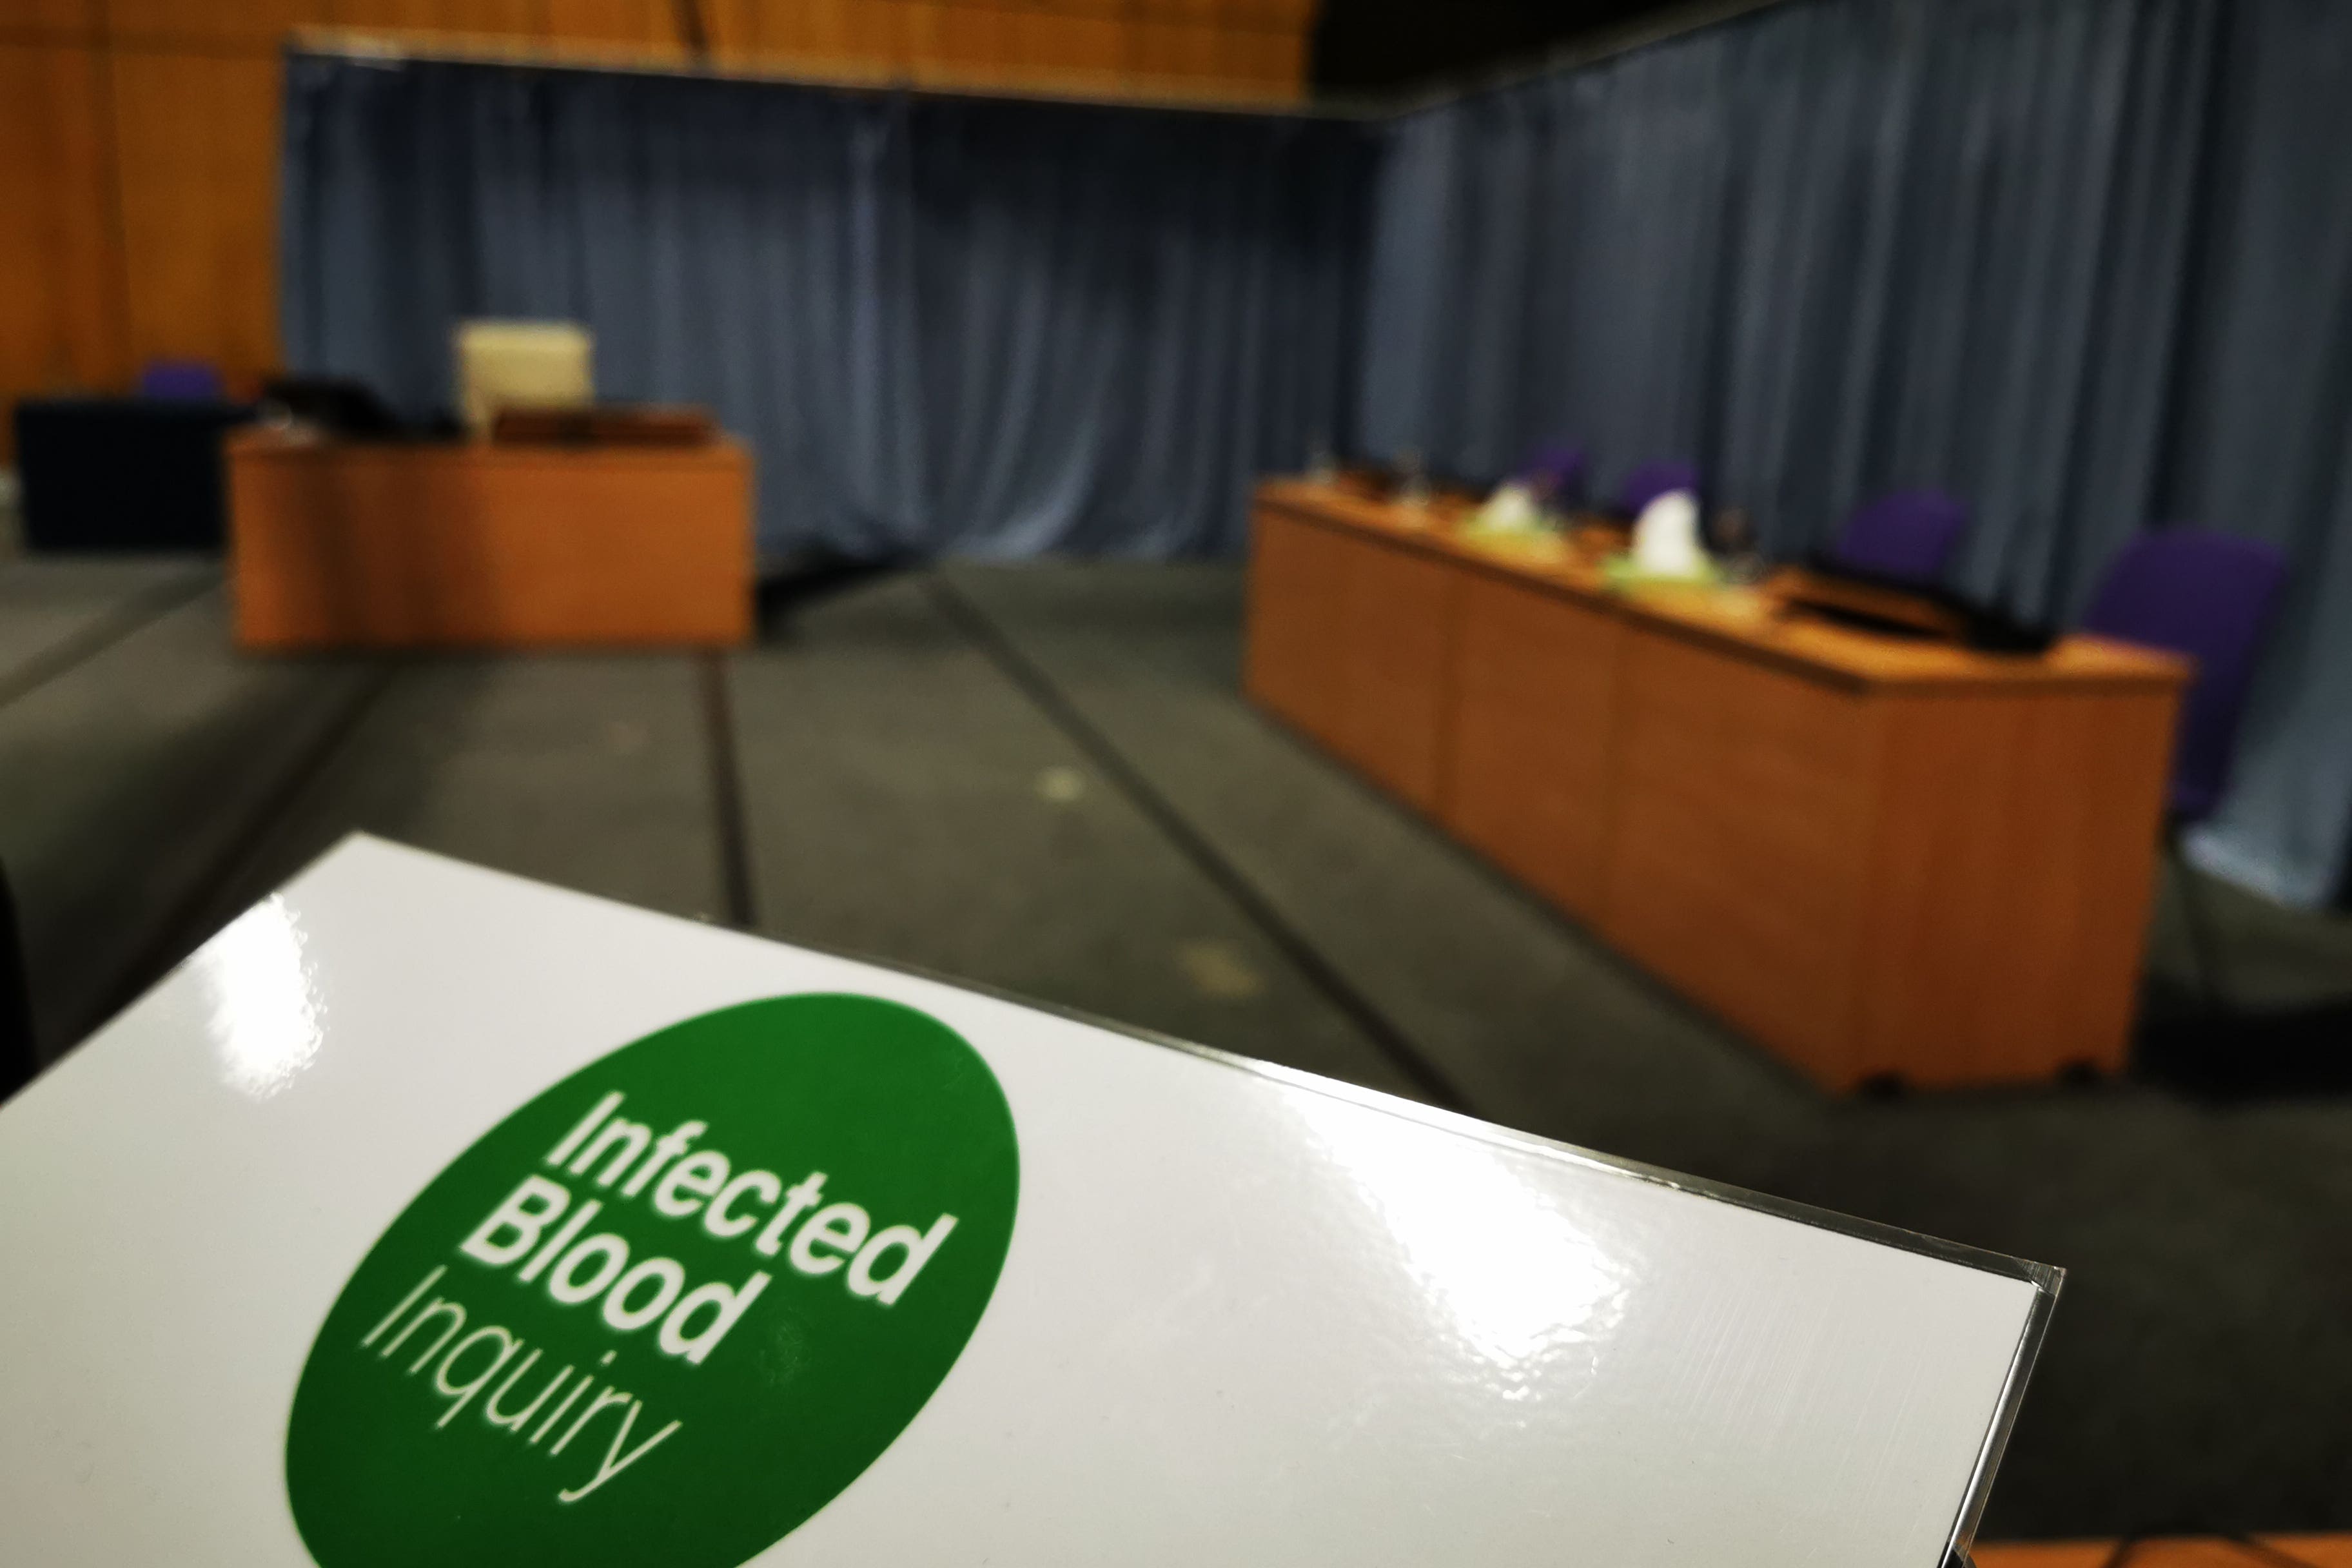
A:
228 431 753 649
1246 478 2190 1090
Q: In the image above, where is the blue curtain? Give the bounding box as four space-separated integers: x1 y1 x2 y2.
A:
1356 0 2352 908
2158 1 2352 908
1358 0 2217 607
280 55 1371 560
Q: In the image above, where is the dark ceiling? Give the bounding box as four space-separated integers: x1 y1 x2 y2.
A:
1309 0 1702 97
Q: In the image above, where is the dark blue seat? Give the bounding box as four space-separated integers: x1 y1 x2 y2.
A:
1830 489 1970 585
1614 459 1699 517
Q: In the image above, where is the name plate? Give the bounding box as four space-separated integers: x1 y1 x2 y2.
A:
0 836 2052 1567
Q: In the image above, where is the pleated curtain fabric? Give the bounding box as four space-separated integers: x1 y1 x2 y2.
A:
2155 0 2352 908
1356 0 2219 615
280 56 1373 562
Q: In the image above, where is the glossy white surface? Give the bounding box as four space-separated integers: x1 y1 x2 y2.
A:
1632 488 1709 576
0 837 2041 1565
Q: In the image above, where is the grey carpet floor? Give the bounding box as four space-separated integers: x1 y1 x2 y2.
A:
19 558 2351 1543
0 562 377 1054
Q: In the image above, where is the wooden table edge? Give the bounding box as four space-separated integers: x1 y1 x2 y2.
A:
226 429 752 466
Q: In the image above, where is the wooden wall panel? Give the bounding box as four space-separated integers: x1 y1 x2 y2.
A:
747 0 900 66
1130 18 1220 82
0 44 122 460
1 0 101 41
542 0 686 50
329 0 543 35
898 4 982 77
1006 9 1125 77
1233 0 1317 26
109 49 283 393
1226 26 1303 86
700 0 759 59
105 0 333 49
944 5 1035 82
705 0 1301 94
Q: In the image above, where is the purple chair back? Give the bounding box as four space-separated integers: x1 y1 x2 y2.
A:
2081 530 2288 824
1518 442 1588 508
138 360 225 401
1615 459 1700 517
1830 489 1970 585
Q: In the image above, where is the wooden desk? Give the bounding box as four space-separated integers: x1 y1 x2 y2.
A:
228 431 753 649
1974 1537 2352 1567
1244 478 2190 1090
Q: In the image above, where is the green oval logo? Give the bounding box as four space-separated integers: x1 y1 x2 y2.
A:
286 994 1019 1567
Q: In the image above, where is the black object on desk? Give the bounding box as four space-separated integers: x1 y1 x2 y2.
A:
1794 553 2059 654
258 375 416 439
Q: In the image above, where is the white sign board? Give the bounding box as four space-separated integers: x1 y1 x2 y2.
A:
0 836 2052 1567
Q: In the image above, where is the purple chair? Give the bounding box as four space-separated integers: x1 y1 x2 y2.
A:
1614 459 1700 517
1518 442 1588 509
2082 530 2286 825
1830 489 1970 585
2081 529 2288 1000
137 360 226 401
